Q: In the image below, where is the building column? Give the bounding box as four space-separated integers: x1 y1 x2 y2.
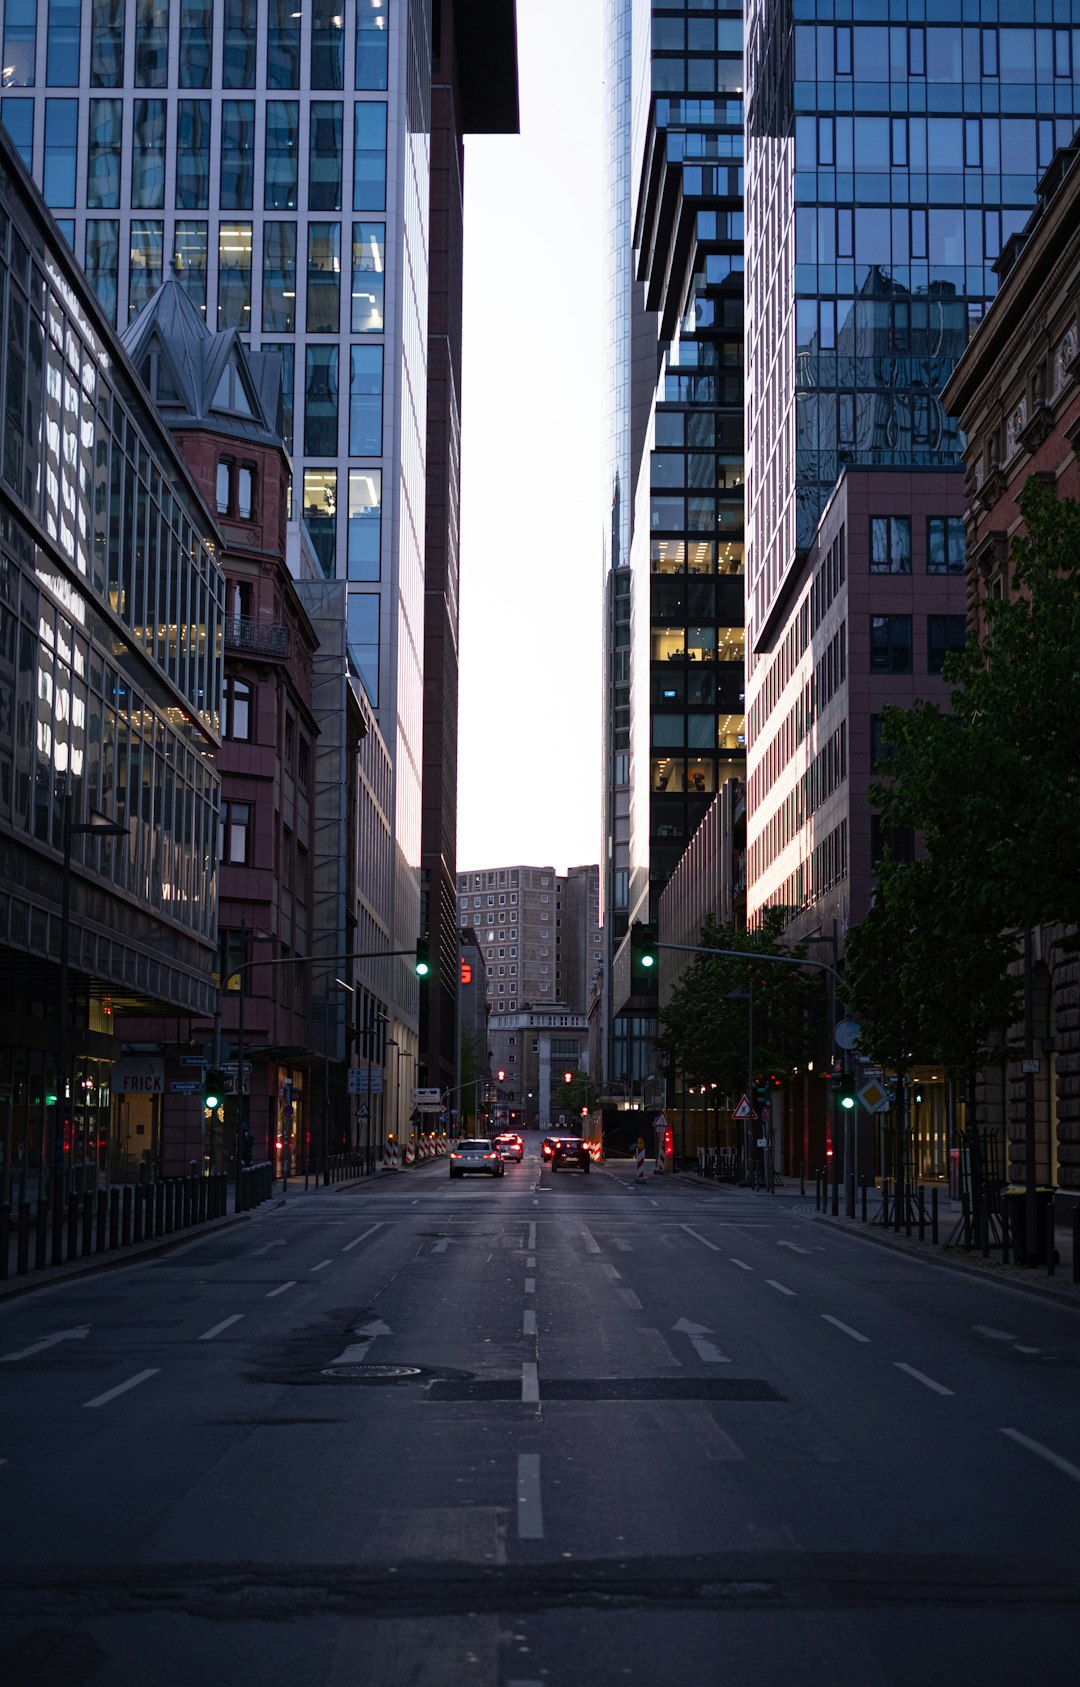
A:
538 1032 551 1128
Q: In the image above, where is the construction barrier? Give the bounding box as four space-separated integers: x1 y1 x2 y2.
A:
383 1135 399 1171
404 1141 416 1165
635 1138 646 1181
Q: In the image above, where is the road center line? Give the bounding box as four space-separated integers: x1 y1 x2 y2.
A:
521 1362 540 1405
650 1198 659 1206
766 1279 795 1296
83 1369 159 1409
681 1224 722 1252
822 1314 870 1343
342 1223 384 1253
526 1255 536 1267
266 1280 296 1298
527 1223 536 1250
580 1225 601 1255
1000 1428 1080 1483
730 1258 753 1272
524 1278 535 1294
311 1259 332 1272
198 1315 244 1341
523 1309 537 1336
517 1452 543 1536
894 1362 954 1396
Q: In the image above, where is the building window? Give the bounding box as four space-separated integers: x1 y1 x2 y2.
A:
178 0 211 88
351 222 385 332
46 0 81 85
927 517 965 575
264 101 299 210
870 516 911 574
129 220 164 320
223 677 252 741
347 592 379 705
87 98 122 207
43 99 78 207
176 100 210 208
237 465 253 519
216 461 231 514
134 0 169 89
90 0 125 87
268 0 300 89
354 102 387 211
2 0 36 86
302 468 337 575
356 0 389 89
347 469 382 580
349 345 383 456
262 222 297 332
221 100 255 209
223 802 252 864
307 221 341 333
304 345 339 456
132 98 166 209
174 221 207 315
927 614 966 675
261 341 295 452
0 96 32 167
218 223 252 329
223 0 257 87
869 614 913 675
309 101 343 211
311 0 344 89
85 220 120 323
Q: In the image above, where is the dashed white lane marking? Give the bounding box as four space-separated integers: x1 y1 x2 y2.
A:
83 1369 159 1409
521 1363 540 1405
650 1199 659 1207
517 1453 544 1538
777 1240 811 1255
342 1223 384 1253
431 1238 450 1254
766 1279 795 1296
527 1222 536 1249
618 1288 643 1310
1000 1428 1080 1484
249 1240 286 1257
822 1315 870 1344
266 1280 296 1298
894 1362 954 1396
730 1258 753 1272
613 1238 632 1252
524 1278 535 1294
1015 1345 1041 1355
526 1255 536 1267
580 1225 601 1255
523 1309 537 1336
311 1259 332 1273
601 1262 621 1280
974 1325 1018 1342
533 1198 539 1207
198 1315 244 1341
681 1224 722 1252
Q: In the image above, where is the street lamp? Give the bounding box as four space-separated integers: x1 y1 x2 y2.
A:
57 796 128 1199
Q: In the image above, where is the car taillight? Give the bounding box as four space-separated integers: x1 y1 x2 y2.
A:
484 1152 497 1160
451 1152 461 1160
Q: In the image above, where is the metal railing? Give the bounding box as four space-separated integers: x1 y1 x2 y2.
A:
224 615 289 657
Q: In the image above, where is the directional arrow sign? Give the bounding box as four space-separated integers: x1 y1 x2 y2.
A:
0 1326 90 1364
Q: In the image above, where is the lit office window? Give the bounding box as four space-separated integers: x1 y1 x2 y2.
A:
347 469 382 581
132 98 166 209
309 101 343 211
267 0 300 90
2 0 36 86
85 219 120 323
306 222 340 333
349 345 382 456
90 0 124 86
43 99 78 205
302 469 337 576
223 0 257 88
264 100 298 209
311 0 344 89
353 103 387 211
173 220 207 316
0 98 32 167
356 0 388 90
262 222 296 332
220 101 254 210
178 0 211 88
350 222 384 332
176 100 210 209
261 341 295 451
87 99 122 207
135 0 169 89
218 224 252 330
347 593 379 704
129 220 164 320
304 346 339 456
46 0 81 85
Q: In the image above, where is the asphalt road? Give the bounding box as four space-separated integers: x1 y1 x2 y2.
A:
1 1132 1079 1686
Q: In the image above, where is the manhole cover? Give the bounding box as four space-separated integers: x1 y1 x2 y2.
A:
321 1363 422 1380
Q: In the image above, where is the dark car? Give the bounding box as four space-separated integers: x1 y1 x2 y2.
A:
541 1134 558 1162
551 1136 590 1173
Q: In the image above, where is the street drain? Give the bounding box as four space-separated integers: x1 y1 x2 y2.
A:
321 1362 422 1380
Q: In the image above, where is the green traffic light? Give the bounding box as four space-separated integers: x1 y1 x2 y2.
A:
840 1094 856 1110
641 952 655 969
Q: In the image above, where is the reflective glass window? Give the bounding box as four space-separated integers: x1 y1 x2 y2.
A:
353 102 387 211
0 98 33 167
221 101 254 210
306 222 340 333
312 0 344 89
218 224 252 330
349 345 382 456
135 0 169 88
2 0 35 86
927 615 965 675
237 466 253 519
262 223 296 332
309 102 343 211
927 517 965 576
178 0 211 87
87 99 122 208
90 0 124 86
173 220 207 317
304 346 339 456
346 593 379 703
129 220 164 320
175 100 209 209
223 0 256 88
870 516 911 574
356 0 388 90
43 98 78 206
302 468 337 575
132 98 166 210
869 615 912 675
216 461 230 512
46 0 80 84
261 342 294 452
84 220 119 324
268 0 300 89
347 469 381 580
264 100 299 209
350 222 384 332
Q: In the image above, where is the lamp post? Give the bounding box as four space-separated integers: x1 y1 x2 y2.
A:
362 1006 389 1173
56 795 128 1201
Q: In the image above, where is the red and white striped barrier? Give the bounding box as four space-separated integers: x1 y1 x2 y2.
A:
404 1141 416 1165
383 1136 398 1171
635 1139 646 1181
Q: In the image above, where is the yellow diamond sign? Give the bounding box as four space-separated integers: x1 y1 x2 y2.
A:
857 1078 890 1114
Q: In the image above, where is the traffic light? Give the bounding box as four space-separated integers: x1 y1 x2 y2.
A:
834 1072 857 1110
563 1070 573 1085
630 921 658 978
204 1067 226 1111
414 939 430 978
753 1078 770 1111
497 1068 506 1082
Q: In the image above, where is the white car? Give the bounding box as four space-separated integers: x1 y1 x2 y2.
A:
448 1139 505 1178
495 1132 524 1161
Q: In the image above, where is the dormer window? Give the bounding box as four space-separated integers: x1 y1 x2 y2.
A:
138 345 180 406
211 357 254 416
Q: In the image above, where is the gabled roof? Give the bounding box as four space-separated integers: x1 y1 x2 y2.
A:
121 274 285 450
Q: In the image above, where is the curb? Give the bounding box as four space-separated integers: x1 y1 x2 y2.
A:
0 1211 249 1307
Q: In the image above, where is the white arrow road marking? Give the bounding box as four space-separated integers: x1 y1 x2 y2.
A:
690 1337 729 1364
777 1240 811 1254
672 1318 712 1337
0 1327 90 1364
328 1318 393 1367
431 1238 452 1253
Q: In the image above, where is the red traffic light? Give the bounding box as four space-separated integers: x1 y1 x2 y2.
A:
497 1068 506 1082
563 1070 573 1085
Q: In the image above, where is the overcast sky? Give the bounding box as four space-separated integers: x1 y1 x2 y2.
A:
457 0 606 876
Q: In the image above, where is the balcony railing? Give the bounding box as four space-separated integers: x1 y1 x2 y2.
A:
224 616 289 658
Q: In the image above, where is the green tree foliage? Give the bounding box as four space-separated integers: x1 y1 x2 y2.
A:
656 911 824 1095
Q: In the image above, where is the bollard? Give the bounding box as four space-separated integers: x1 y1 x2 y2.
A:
67 1193 79 1261
133 1183 143 1245
109 1187 120 1249
1001 1198 1010 1265
121 1186 132 1247
1073 1208 1080 1285
1046 1196 1055 1278
931 1186 939 1247
0 1201 9 1280
96 1189 107 1253
35 1198 48 1269
860 1174 868 1225
17 1201 30 1274
144 1182 156 1240
82 1190 94 1257
198 1175 207 1223
51 1191 65 1266
918 1186 925 1243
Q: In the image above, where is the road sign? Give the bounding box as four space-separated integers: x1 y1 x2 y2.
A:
412 1087 441 1105
857 1078 891 1114
347 1066 384 1095
170 1080 201 1094
179 1055 206 1069
357 1103 369 1124
732 1095 753 1120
